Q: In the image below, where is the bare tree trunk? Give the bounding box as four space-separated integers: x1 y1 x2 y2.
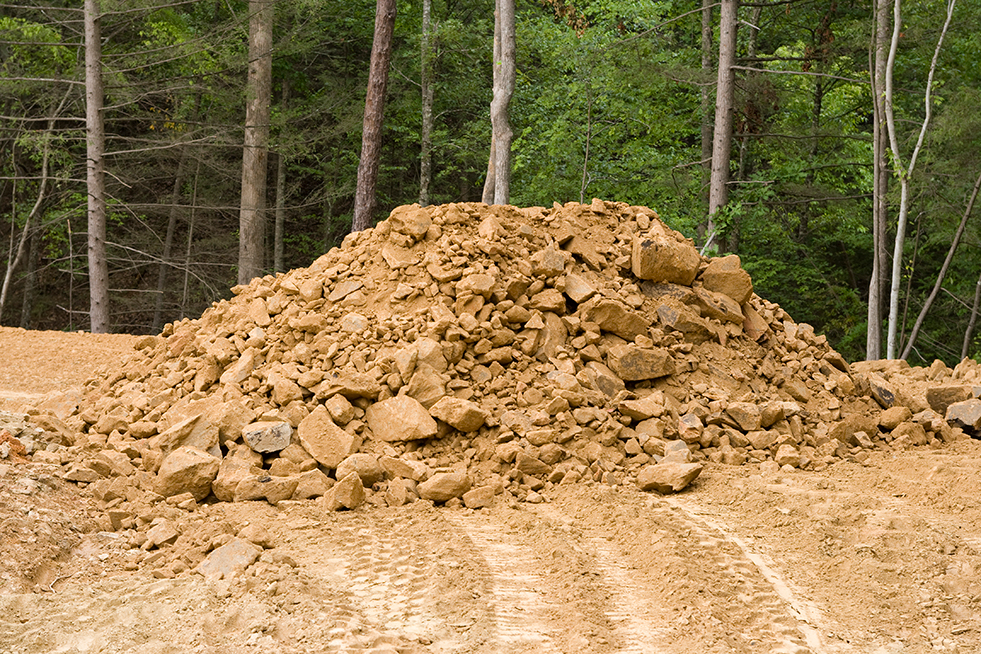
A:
706 0 739 254
700 0 713 222
867 0 890 360
85 0 110 332
238 0 274 284
181 160 201 320
352 0 397 232
884 0 956 358
901 171 981 360
419 0 434 207
482 5 501 206
963 273 981 360
490 0 516 206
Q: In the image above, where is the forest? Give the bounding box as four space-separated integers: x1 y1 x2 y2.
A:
1 0 980 367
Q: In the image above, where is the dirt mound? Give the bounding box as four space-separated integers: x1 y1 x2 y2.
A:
14 201 981 519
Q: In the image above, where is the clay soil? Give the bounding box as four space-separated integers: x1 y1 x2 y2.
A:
3 326 981 654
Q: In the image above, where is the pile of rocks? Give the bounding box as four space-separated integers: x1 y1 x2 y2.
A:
19 201 981 516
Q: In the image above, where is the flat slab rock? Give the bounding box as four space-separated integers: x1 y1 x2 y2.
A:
636 462 704 494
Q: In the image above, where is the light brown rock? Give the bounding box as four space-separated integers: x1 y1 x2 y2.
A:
636 462 703 493
417 471 471 502
155 446 220 501
297 405 359 469
366 395 438 441
429 396 489 432
322 471 365 510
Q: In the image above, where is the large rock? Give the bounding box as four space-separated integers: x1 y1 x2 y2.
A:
322 471 365 510
726 402 762 432
388 204 432 239
417 471 471 502
212 449 263 502
700 255 753 304
429 396 490 432
195 538 261 581
297 405 359 469
242 420 292 454
579 298 648 341
829 414 878 446
606 345 675 381
335 453 384 487
636 462 703 493
631 231 700 286
927 385 976 415
366 396 438 441
233 474 298 504
155 446 220 501
946 399 981 432
655 299 717 344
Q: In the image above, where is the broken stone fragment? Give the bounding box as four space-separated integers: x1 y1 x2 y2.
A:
429 396 489 433
773 444 800 468
387 204 432 240
618 392 665 421
636 462 703 493
700 255 753 304
606 345 675 381
233 474 298 504
242 420 292 454
213 455 262 502
725 402 762 432
692 285 744 324
462 485 497 509
291 468 332 500
297 405 360 470
417 471 471 502
579 298 648 341
322 471 365 510
195 538 261 581
366 395 438 441
563 273 597 304
155 445 220 501
927 385 977 415
530 245 568 277
379 455 430 482
335 453 384 487
945 399 981 432
631 232 700 285
655 299 716 345
829 414 878 446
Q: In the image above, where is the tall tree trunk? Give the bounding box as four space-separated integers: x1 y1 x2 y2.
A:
85 0 110 332
700 0 714 222
490 0 516 206
901 171 981 360
706 0 739 254
238 0 274 284
482 4 501 205
352 0 397 232
884 0 956 358
867 0 890 360
419 0 434 207
963 273 981 360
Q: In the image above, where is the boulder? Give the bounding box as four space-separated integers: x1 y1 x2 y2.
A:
636 462 703 493
242 420 292 454
429 396 490 432
155 446 220 501
322 471 365 510
366 395 438 441
417 471 471 502
700 255 753 304
335 453 384 487
297 405 359 469
631 232 700 286
606 345 675 381
945 399 981 432
195 538 261 581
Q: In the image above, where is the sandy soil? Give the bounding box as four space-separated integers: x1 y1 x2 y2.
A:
2 328 981 654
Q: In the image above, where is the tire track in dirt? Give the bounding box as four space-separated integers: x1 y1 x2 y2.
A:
446 512 562 653
661 496 828 654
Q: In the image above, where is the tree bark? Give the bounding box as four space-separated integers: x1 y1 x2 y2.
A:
884 0 956 358
490 0 516 206
963 273 981 360
901 171 981 360
706 0 739 254
352 0 397 232
419 0 434 207
867 0 890 360
700 0 714 220
237 0 274 284
482 4 501 205
85 0 110 333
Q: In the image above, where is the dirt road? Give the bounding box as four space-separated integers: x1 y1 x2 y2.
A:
2 327 981 653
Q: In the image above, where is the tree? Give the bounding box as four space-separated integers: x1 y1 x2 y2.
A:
883 0 957 358
866 0 890 360
419 0 434 207
705 0 738 253
483 0 516 205
352 0 397 232
238 0 274 285
85 0 109 332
